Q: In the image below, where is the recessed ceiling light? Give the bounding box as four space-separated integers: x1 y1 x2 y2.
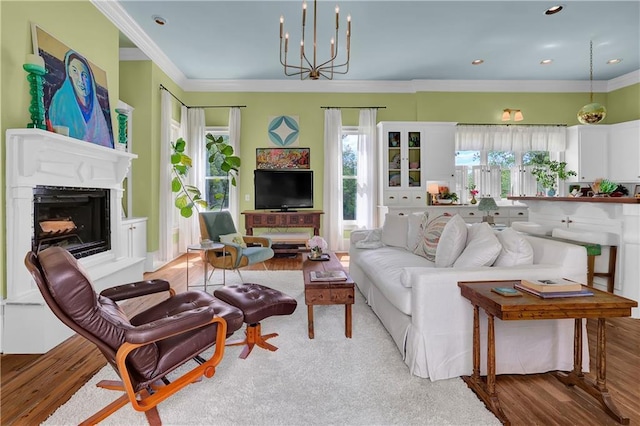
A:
607 58 622 65
471 59 484 65
152 15 167 25
540 59 553 65
544 5 563 15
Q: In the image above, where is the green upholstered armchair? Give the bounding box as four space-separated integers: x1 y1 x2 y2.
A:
198 211 274 280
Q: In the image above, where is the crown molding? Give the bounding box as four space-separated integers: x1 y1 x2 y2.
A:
92 0 187 87
180 78 413 93
607 70 640 92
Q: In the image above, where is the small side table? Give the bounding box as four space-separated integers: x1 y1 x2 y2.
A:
186 243 224 292
458 279 637 425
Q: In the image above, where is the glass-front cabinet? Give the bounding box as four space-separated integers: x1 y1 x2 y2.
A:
378 122 456 213
378 122 426 208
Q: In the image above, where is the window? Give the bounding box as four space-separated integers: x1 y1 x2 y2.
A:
342 127 359 222
204 127 231 210
456 150 549 199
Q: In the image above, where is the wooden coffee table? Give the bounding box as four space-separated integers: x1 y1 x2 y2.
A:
303 252 355 339
458 279 637 425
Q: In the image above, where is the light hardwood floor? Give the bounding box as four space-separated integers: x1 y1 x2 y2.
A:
1 253 638 425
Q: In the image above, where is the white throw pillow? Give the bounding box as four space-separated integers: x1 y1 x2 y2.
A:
219 232 247 248
355 229 384 249
406 212 427 251
413 214 452 261
493 228 534 266
435 214 468 267
454 223 502 267
381 213 408 248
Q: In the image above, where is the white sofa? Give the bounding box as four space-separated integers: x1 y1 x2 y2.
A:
349 213 589 381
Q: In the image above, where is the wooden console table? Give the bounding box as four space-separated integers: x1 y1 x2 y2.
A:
458 279 637 425
242 210 323 236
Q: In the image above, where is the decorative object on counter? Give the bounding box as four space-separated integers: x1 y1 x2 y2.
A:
635 185 640 198
591 178 618 197
469 184 479 204
611 184 629 197
23 54 47 130
437 188 458 205
530 159 576 196
307 235 328 259
569 184 582 197
477 197 498 224
427 183 440 205
577 41 607 124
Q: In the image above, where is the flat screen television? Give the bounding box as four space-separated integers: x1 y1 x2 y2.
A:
254 169 313 211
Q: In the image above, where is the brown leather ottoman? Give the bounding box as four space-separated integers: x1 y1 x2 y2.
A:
214 283 297 358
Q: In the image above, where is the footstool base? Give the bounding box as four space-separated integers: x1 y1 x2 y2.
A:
213 283 297 358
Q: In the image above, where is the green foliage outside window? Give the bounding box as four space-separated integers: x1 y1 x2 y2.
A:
342 139 357 220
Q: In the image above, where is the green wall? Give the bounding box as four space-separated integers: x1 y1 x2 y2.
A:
1 1 119 296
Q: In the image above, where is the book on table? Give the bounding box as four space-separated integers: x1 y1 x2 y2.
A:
519 278 583 293
514 283 594 299
309 270 348 282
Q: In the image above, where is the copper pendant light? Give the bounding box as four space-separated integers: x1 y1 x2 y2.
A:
577 41 607 124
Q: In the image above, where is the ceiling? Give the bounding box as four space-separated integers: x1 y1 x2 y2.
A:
106 1 640 85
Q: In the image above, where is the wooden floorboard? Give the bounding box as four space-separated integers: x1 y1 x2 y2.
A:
1 252 638 425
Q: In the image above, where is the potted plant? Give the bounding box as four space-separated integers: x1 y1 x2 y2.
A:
171 134 240 218
530 159 576 196
437 189 458 204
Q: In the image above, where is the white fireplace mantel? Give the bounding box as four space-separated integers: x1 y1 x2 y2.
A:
3 128 145 353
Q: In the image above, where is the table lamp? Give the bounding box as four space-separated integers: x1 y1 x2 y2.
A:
427 183 440 205
477 197 498 224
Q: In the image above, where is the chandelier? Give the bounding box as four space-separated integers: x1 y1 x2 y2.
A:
279 0 351 80
577 41 607 124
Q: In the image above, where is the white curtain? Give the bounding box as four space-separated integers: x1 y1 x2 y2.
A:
158 90 173 262
228 107 241 224
456 125 567 152
323 109 344 251
356 108 378 229
178 107 206 252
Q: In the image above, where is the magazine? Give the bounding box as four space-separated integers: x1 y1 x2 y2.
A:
309 270 348 282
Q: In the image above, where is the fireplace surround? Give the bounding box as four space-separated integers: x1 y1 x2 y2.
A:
3 129 143 353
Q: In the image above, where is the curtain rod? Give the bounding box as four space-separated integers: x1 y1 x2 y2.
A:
320 106 386 109
456 123 567 127
159 84 246 109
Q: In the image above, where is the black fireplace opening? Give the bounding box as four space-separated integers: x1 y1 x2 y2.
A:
33 186 111 258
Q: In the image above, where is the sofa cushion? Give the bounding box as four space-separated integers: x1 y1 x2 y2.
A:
355 229 384 249
406 212 427 252
413 214 451 261
355 245 434 315
382 214 408 248
454 222 502 267
435 214 468 268
493 227 534 266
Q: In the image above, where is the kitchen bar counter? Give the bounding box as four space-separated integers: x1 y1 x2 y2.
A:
508 196 640 204
510 196 640 318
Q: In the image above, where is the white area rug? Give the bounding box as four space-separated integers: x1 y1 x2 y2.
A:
44 271 499 425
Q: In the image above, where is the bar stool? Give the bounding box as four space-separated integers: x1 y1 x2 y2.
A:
551 228 618 292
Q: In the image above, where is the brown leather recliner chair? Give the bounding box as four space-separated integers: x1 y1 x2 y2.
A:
24 247 244 425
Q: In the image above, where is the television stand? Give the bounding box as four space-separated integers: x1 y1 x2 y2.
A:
242 210 324 241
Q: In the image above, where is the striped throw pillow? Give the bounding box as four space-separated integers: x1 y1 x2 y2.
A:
413 213 452 261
